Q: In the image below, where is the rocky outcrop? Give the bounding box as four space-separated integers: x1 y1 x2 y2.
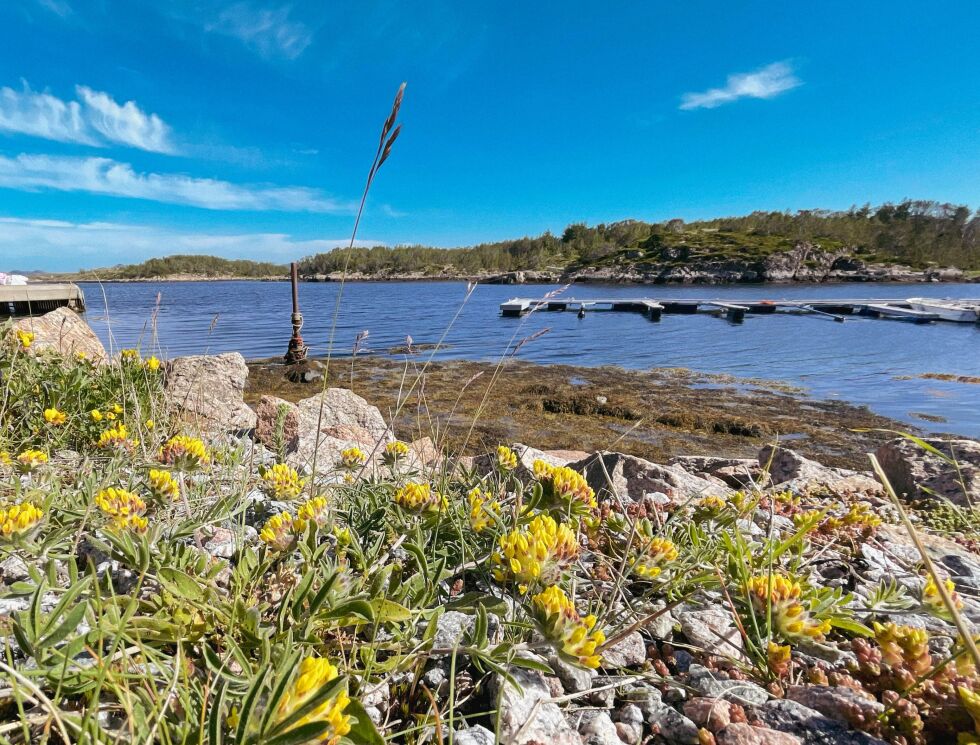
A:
759 446 882 496
670 455 767 488
875 437 980 506
472 442 582 480
11 307 107 363
289 389 392 473
569 451 729 503
164 352 256 435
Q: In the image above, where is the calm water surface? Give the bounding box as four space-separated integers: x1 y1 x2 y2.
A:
81 280 980 436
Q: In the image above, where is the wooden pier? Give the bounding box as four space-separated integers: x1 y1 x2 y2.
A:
500 296 980 325
0 283 86 317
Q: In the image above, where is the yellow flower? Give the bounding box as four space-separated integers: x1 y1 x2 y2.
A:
76 351 88 361
632 537 679 579
90 409 103 422
531 585 605 669
746 574 831 642
105 411 117 421
496 445 518 471
15 330 34 349
43 407 67 426
112 403 123 414
296 495 329 530
383 440 410 465
259 512 295 552
147 469 179 501
159 435 209 470
923 576 963 618
767 641 792 677
261 463 305 500
694 495 727 515
534 460 596 512
0 451 9 466
274 657 351 745
339 446 367 470
492 513 579 589
393 482 444 512
145 356 161 372
111 514 149 535
97 422 137 451
120 348 140 362
0 502 44 538
16 449 48 471
144 419 155 430
468 486 501 533
959 686 980 739
95 487 146 519
873 622 932 677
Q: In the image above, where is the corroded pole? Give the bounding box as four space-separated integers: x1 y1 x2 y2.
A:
284 262 308 364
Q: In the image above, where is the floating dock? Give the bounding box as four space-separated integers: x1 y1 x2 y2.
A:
0 283 86 317
500 296 980 324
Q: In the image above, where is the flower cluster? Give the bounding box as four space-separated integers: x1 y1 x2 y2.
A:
338 446 367 470
261 463 305 500
531 585 605 668
467 486 500 533
0 502 44 538
533 460 596 513
43 407 66 426
873 622 932 678
147 469 179 501
95 487 148 534
632 536 679 580
274 657 351 745
97 422 137 452
16 449 48 471
767 641 792 677
923 576 963 619
393 482 444 512
694 495 728 517
296 495 328 530
824 501 882 533
260 512 296 552
145 355 161 372
15 330 34 349
120 348 140 362
383 440 410 465
746 574 831 642
492 513 579 590
496 445 518 471
159 435 209 470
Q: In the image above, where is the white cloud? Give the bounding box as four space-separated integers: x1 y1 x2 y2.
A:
679 61 801 110
206 3 313 60
35 0 72 18
0 81 176 153
0 153 352 213
0 216 378 271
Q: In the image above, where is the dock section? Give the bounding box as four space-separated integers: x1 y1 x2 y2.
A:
0 284 86 317
500 296 980 325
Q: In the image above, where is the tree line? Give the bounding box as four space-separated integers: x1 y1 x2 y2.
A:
298 201 979 276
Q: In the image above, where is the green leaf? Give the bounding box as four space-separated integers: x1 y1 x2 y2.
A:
236 661 270 744
371 599 411 623
264 722 332 745
38 601 87 648
344 698 385 745
207 681 226 745
830 617 874 637
321 599 374 624
157 567 208 602
267 677 345 738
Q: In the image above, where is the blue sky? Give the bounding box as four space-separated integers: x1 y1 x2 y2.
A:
1 0 978 271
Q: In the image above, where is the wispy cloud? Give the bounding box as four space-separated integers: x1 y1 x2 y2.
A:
679 61 801 111
0 216 379 271
35 0 72 18
205 3 313 60
0 153 352 213
0 82 176 153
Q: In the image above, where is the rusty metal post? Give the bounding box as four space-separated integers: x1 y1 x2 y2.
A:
284 262 308 364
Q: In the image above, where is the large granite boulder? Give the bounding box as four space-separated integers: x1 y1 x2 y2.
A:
471 442 581 480
491 662 583 745
289 389 392 474
11 307 107 363
759 446 882 496
164 352 257 435
568 451 729 503
670 455 767 489
875 437 980 506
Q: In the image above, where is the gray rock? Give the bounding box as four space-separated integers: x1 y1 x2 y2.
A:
165 352 256 434
253 395 301 455
573 710 625 745
677 607 744 659
687 665 769 705
785 685 884 730
549 652 597 693
454 725 496 745
615 721 641 745
0 555 30 583
645 700 699 744
618 684 663 723
431 610 502 652
570 452 729 503
359 680 389 710
875 436 980 506
670 455 766 489
12 307 107 364
716 723 803 744
472 441 578 480
363 705 382 726
290 388 392 474
600 631 647 668
752 699 888 745
493 662 584 745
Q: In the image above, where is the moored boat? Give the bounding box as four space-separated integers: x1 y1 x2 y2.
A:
906 297 980 323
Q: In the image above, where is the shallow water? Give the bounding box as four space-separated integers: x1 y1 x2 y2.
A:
81 280 980 436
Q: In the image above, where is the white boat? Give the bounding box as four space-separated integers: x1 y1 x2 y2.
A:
906 297 980 323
